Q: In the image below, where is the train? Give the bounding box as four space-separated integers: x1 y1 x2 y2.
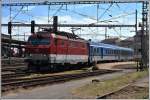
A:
25 29 134 71
25 16 134 71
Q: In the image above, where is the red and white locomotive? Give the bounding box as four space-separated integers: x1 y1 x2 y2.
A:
25 28 89 70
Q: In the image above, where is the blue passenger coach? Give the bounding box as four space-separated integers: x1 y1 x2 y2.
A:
88 42 134 64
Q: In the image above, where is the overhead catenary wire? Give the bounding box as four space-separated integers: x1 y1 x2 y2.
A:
5 4 136 25
11 6 24 21
48 5 63 22
54 7 135 25
98 3 113 20
112 27 121 38
3 3 139 41
5 7 44 23
91 11 136 25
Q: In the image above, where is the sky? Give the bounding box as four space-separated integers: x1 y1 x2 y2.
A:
1 2 142 41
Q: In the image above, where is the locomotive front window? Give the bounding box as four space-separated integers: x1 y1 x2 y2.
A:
28 37 50 45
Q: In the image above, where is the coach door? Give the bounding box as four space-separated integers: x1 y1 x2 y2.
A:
89 46 93 63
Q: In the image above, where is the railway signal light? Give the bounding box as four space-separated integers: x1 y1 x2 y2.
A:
31 20 35 34
8 22 12 34
53 16 58 33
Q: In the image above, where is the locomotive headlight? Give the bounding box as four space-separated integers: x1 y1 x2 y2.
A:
29 54 32 57
43 54 46 56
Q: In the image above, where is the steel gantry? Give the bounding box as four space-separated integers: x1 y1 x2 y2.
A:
2 0 147 6
1 24 135 28
140 1 149 68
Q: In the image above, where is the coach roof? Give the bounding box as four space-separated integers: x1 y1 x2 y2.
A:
89 42 133 51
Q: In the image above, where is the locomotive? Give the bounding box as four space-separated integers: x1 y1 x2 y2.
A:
25 29 89 70
25 16 134 71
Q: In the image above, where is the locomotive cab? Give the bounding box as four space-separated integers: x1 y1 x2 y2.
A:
25 31 53 70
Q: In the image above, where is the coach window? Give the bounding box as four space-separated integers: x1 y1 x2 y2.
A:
97 48 99 55
106 49 108 54
108 50 110 54
95 48 97 55
94 48 96 55
98 48 100 55
91 47 93 52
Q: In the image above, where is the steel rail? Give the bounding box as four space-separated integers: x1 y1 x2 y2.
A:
96 84 130 99
2 69 120 92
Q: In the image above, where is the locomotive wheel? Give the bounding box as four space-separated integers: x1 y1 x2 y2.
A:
50 65 57 72
27 63 37 72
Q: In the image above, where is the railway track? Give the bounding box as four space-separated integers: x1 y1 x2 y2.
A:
97 84 130 99
2 65 28 80
2 63 27 67
2 69 120 93
2 72 29 80
2 63 27 71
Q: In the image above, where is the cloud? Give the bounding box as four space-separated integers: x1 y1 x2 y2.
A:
71 4 97 9
22 6 35 11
